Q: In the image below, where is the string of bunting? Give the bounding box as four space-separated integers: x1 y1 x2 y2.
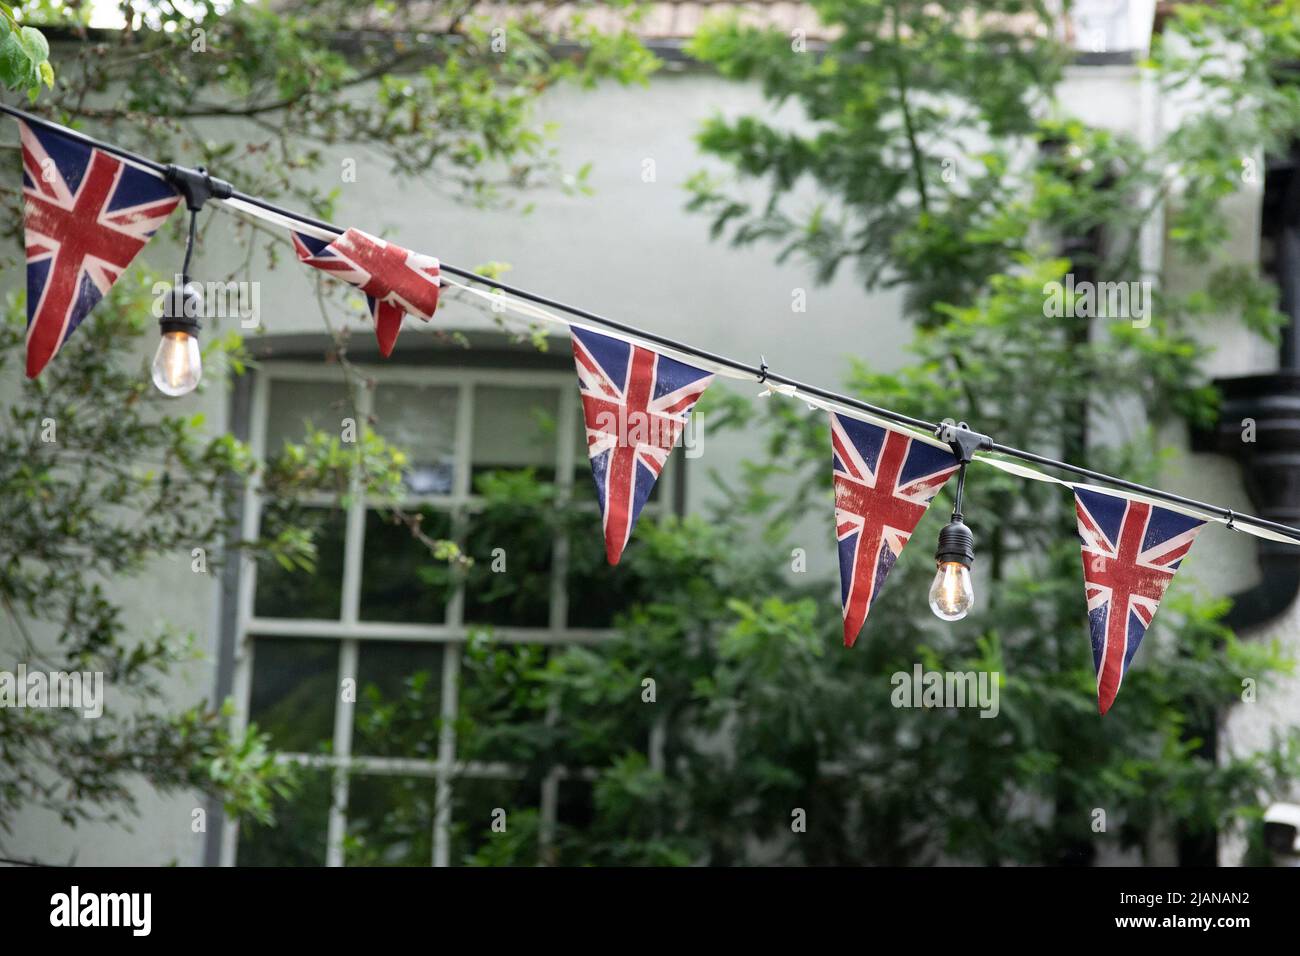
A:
6 102 1296 715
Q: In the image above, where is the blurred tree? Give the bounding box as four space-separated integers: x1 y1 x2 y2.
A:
431 0 1300 866
0 274 411 852
448 402 1300 866
4 0 654 214
673 0 1300 866
0 3 52 98
0 1 654 860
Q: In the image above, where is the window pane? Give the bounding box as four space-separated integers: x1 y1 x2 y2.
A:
254 505 346 620
358 508 454 623
564 510 644 629
237 768 332 867
456 640 549 763
570 409 592 489
352 641 444 759
449 777 540 866
373 383 457 495
551 777 597 866
344 774 435 867
557 777 595 830
264 380 356 453
471 385 559 484
248 637 338 754
462 501 553 627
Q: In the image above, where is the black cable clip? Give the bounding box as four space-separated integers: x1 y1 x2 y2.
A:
935 419 993 464
163 163 235 212
757 355 769 384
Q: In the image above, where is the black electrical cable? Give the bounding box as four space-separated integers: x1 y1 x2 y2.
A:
180 208 198 282
4 102 1299 544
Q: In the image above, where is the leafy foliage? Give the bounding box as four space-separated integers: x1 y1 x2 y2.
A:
0 270 442 844
0 5 52 99
2 1 655 224
428 1 1300 866
0 1 654 860
439 420 1300 866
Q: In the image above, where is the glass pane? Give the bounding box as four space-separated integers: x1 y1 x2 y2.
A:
237 767 332 867
550 777 597 866
264 380 357 453
344 774 435 867
456 639 549 763
358 508 454 624
254 505 346 620
372 383 458 495
449 776 540 866
471 385 559 484
352 641 445 759
247 637 338 754
564 510 644 629
570 407 592 489
462 502 553 628
648 455 668 504
557 777 595 830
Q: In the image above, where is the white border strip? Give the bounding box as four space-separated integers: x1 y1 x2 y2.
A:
976 454 1295 544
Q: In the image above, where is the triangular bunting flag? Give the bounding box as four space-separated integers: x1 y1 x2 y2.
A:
831 412 959 647
292 228 440 357
571 326 714 565
1074 487 1206 715
20 120 182 378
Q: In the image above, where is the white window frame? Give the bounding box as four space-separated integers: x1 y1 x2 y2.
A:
220 360 676 866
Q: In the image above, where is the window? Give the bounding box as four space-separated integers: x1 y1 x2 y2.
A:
222 362 674 866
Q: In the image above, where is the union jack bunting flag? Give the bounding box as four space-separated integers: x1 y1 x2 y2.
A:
571 327 713 565
1075 487 1206 714
832 413 959 647
292 228 440 357
20 120 181 379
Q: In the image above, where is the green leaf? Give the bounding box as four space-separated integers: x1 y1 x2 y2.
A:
0 33 27 89
19 25 48 65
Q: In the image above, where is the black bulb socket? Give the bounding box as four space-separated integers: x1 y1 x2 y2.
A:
935 517 974 567
159 282 204 337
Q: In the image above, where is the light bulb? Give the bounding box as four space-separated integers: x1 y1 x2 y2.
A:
152 330 202 396
928 560 974 621
152 279 204 396
930 515 975 621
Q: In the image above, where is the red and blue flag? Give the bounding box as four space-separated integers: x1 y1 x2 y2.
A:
571 327 713 565
21 120 181 378
292 227 440 357
1074 487 1206 714
832 413 959 646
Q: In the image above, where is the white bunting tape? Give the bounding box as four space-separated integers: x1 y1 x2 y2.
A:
218 197 339 243
211 194 1300 548
974 453 1296 545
